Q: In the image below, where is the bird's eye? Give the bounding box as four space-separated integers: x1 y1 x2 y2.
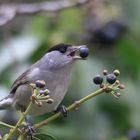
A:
59 47 67 53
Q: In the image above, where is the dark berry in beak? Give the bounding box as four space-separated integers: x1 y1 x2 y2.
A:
79 47 89 58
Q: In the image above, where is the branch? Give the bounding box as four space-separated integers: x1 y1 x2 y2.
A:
34 87 104 129
33 69 125 130
6 102 33 139
0 0 89 26
19 87 105 139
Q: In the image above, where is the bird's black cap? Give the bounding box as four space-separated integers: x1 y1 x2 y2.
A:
48 43 72 53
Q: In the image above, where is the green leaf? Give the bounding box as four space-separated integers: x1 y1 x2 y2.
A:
33 133 57 140
32 136 41 140
0 121 14 129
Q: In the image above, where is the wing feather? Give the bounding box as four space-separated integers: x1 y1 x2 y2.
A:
10 69 31 94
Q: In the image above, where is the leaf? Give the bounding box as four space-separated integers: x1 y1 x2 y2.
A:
32 136 41 140
0 121 14 129
33 133 57 140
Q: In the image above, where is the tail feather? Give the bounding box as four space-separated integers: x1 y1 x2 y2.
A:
0 95 13 109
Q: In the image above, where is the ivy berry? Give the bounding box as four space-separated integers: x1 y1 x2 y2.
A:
113 69 120 76
79 47 89 58
93 75 103 85
106 73 117 84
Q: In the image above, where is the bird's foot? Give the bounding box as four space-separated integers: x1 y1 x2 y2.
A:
55 105 68 117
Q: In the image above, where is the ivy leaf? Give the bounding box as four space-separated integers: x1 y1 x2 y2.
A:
32 136 41 140
33 133 57 140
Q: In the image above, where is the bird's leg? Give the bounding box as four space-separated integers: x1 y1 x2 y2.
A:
54 105 68 117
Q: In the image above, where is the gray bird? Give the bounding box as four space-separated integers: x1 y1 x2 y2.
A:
0 44 88 116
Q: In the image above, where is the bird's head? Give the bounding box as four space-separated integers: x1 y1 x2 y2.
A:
46 43 89 69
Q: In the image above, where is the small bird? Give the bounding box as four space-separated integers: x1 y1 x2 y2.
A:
0 43 89 116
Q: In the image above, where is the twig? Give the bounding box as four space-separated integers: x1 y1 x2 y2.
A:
0 0 89 26
6 101 33 140
18 87 104 139
5 84 41 140
34 77 124 130
34 87 104 129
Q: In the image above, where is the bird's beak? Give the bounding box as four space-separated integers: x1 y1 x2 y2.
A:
68 45 88 59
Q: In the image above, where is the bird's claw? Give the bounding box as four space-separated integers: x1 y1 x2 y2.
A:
55 105 68 117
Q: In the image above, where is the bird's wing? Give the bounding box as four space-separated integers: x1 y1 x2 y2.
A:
10 69 31 94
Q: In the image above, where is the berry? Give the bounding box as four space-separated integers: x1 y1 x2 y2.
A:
47 98 54 104
106 73 117 84
93 75 103 85
116 92 121 97
35 80 46 88
128 129 140 140
118 84 125 89
37 102 43 107
93 20 127 45
113 69 120 76
79 47 89 58
39 89 50 95
103 69 108 75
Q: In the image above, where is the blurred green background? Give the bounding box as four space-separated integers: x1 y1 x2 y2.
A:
0 0 140 140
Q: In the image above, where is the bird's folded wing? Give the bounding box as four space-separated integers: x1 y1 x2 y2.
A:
10 69 30 94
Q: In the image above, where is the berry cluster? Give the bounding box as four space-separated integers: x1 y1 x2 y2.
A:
93 69 125 99
30 80 53 107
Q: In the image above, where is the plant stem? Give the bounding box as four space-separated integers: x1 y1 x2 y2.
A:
34 88 104 129
17 134 26 140
0 122 14 129
5 86 106 139
6 101 33 140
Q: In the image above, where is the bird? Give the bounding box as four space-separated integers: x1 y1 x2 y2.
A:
0 43 89 116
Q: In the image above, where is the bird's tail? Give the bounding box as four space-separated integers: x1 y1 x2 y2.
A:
0 95 13 109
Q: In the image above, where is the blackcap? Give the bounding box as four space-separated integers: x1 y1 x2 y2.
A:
0 44 89 116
